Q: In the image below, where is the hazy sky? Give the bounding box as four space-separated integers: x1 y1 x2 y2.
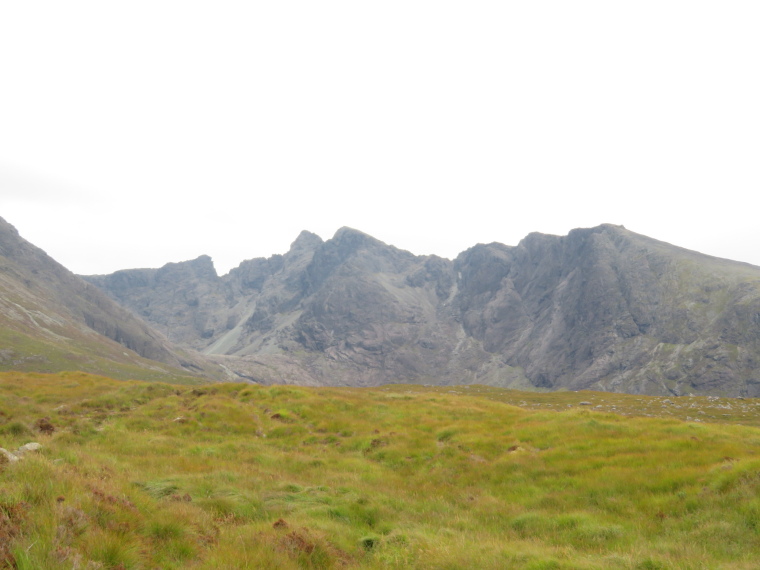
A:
2 2 759 276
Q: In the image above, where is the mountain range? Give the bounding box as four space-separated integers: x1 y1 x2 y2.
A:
3 214 760 396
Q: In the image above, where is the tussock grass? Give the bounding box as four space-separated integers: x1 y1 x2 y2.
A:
2 371 760 568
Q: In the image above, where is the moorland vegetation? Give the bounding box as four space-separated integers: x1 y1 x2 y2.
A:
3 372 760 568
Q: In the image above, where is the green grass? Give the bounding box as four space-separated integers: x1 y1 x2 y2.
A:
0 327 210 385
2 372 760 568
397 383 760 427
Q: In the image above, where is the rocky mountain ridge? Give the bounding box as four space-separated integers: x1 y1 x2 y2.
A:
84 224 760 396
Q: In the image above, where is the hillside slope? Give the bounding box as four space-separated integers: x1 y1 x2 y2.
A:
0 216 225 383
85 224 760 396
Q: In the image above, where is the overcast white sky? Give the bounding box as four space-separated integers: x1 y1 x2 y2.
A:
1 2 759 276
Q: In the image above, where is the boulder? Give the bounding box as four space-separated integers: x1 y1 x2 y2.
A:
15 442 42 457
0 448 19 463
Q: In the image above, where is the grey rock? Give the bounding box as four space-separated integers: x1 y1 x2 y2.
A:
15 442 42 456
0 447 19 463
79 223 760 396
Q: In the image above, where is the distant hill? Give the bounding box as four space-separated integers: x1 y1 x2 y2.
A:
0 216 226 383
84 224 760 396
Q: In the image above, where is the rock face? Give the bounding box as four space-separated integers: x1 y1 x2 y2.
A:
85 224 760 396
0 216 225 381
453 226 760 395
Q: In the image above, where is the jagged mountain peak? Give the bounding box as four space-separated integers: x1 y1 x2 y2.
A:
157 255 218 279
333 226 370 238
329 226 387 251
289 230 324 252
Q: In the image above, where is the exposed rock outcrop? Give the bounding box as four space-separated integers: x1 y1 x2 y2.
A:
84 224 760 396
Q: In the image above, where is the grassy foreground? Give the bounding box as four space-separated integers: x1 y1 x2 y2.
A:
2 372 760 569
